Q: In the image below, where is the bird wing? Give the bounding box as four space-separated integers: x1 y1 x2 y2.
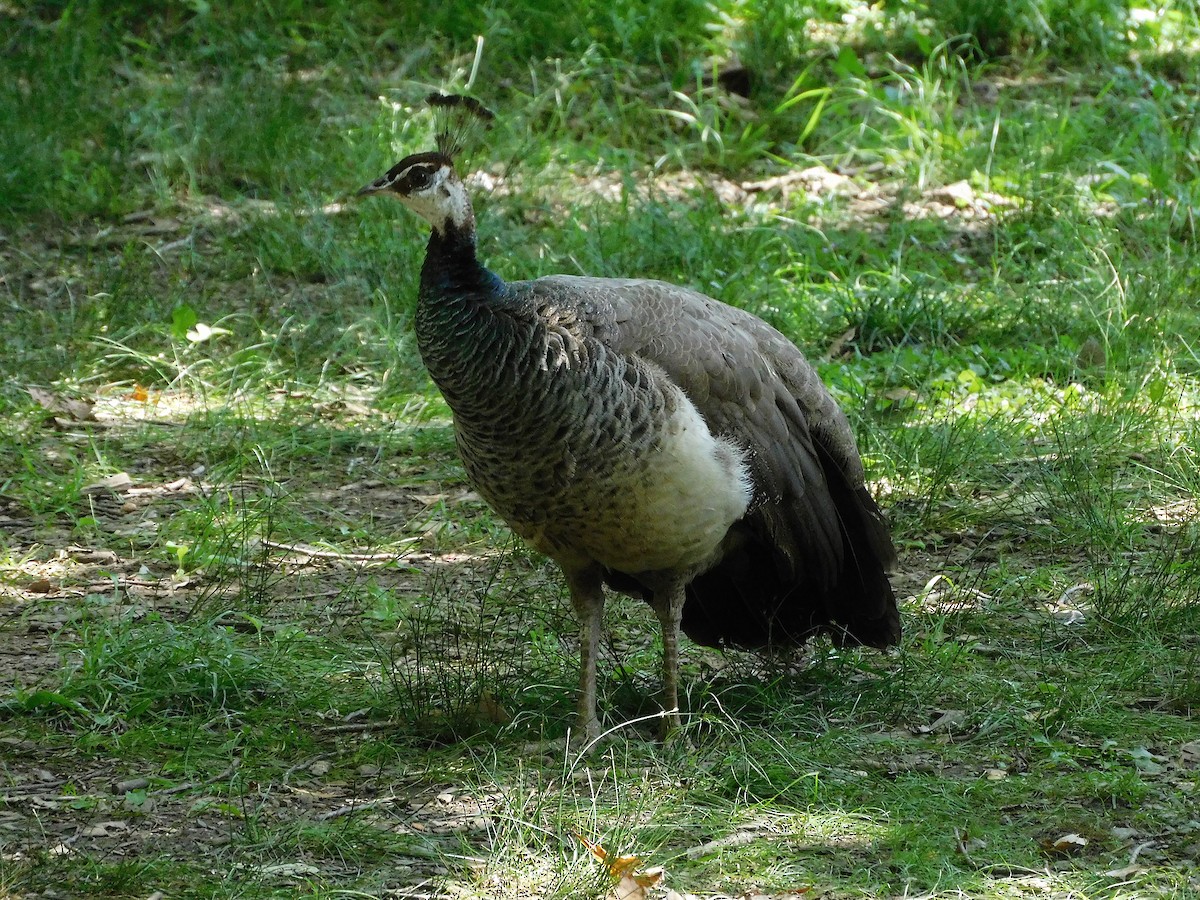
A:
520 275 891 591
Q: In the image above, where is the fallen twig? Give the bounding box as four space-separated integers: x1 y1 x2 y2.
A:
261 539 417 561
152 762 239 796
684 829 761 859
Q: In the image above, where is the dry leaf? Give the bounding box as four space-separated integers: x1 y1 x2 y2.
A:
1041 832 1088 855
63 399 96 420
1129 747 1166 775
1180 741 1200 766
633 867 663 890
1105 864 1145 879
915 709 966 734
477 689 512 725
131 384 150 402
28 386 97 421
822 327 856 361
27 385 58 410
578 834 665 899
83 472 134 494
614 872 652 900
935 179 975 207
879 386 920 407
580 833 642 877
82 821 129 837
185 322 231 343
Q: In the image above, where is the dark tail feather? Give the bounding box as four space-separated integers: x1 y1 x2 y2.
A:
822 485 900 649
679 538 821 649
812 434 899 649
677 463 900 652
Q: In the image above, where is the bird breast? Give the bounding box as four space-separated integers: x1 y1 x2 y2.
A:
569 383 752 575
447 335 752 577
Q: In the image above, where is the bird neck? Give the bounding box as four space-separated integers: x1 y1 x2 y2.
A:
419 218 494 297
414 218 542 426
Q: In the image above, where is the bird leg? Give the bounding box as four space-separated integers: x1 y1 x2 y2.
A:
650 577 688 736
566 567 605 744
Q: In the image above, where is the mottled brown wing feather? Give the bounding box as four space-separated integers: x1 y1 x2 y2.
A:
519 275 900 649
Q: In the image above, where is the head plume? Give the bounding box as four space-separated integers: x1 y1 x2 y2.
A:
426 92 495 163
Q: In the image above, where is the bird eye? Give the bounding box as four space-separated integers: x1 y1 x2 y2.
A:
407 168 432 189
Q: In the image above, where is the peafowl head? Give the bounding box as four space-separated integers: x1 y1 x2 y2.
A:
358 152 472 237
358 94 493 239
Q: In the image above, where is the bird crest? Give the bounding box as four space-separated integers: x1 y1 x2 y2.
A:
426 92 495 164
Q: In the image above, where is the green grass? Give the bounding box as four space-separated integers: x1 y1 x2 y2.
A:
2 1 1200 897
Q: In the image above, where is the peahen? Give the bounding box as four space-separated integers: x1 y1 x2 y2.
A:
359 95 900 740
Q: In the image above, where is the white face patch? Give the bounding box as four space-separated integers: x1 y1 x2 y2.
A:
394 165 472 236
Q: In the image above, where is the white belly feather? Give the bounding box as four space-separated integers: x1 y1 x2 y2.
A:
578 391 751 575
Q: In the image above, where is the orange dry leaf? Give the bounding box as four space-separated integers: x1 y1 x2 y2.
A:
131 384 149 402
577 834 665 897
629 867 664 890
578 833 641 876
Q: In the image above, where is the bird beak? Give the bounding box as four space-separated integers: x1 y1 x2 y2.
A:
356 177 388 197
